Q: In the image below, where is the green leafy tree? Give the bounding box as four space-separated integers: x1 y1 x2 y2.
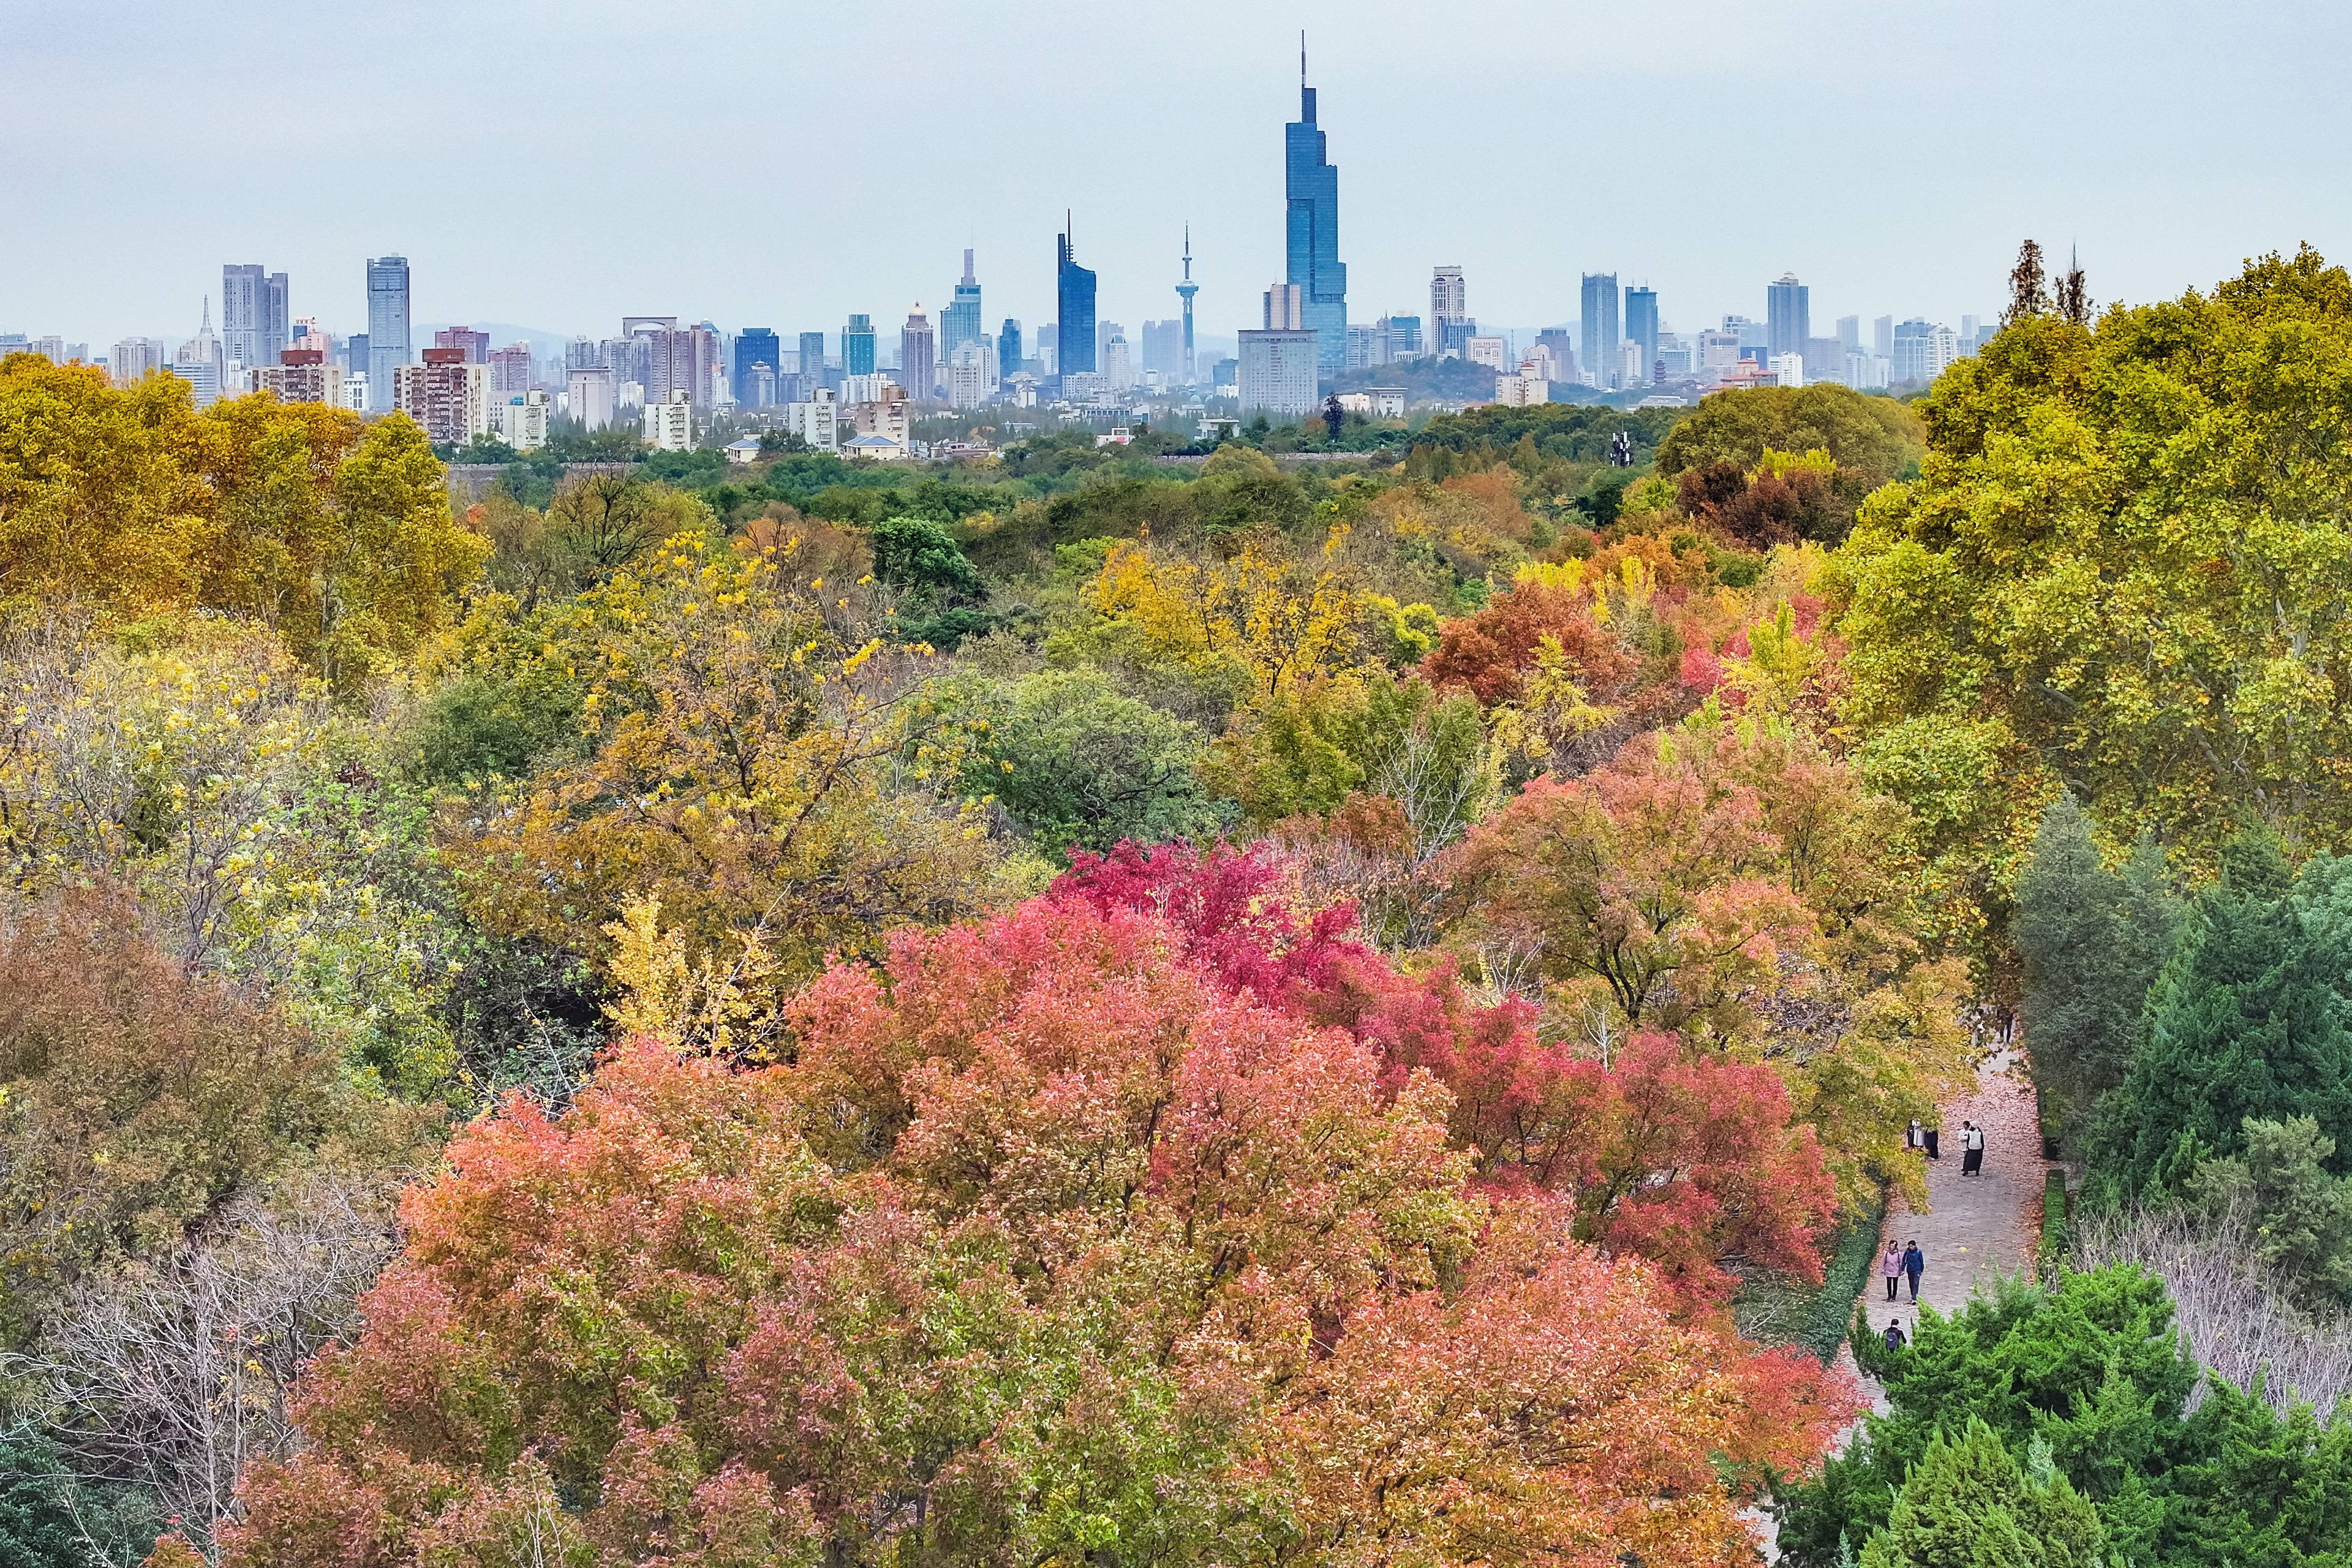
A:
949 668 1230 856
0 1430 79 1568
870 512 984 600
1653 384 1924 489
2013 795 2180 1133
2188 1115 2352 1302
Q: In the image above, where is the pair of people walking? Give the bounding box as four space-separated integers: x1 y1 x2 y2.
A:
1906 1118 1942 1159
1960 1120 1987 1175
1880 1239 1925 1303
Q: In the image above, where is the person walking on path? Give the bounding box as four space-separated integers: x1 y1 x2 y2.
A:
1961 1120 1985 1175
1902 1240 1925 1303
1881 1242 1904 1301
1924 1122 1940 1159
1882 1319 1908 1352
1907 1119 1923 1152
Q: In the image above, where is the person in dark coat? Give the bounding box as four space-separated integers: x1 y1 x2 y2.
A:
1902 1240 1925 1303
1882 1318 1907 1352
1924 1122 1941 1159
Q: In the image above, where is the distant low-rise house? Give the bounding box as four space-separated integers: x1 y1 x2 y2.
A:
724 435 761 465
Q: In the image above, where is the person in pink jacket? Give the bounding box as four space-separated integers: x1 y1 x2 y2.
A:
1881 1242 1904 1301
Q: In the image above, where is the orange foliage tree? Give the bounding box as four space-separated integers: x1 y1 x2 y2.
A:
211 892 1855 1568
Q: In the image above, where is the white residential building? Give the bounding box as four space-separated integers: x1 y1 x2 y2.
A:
1845 352 1893 390
1465 334 1507 370
1621 341 1646 388
946 341 992 410
1492 364 1550 407
643 388 693 450
1770 352 1805 388
110 337 165 385
780 387 839 452
340 371 370 412
495 389 551 451
567 366 616 430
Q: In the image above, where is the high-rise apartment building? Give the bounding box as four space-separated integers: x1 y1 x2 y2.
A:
946 342 992 410
256 347 343 407
392 347 491 442
488 342 532 396
365 256 411 413
1624 287 1659 383
1057 217 1097 377
1344 323 1382 369
568 365 616 430
943 251 982 357
1580 274 1619 389
1104 333 1134 393
1284 50 1348 375
1766 273 1809 359
1890 319 1960 385
1264 284 1303 331
843 315 876 377
734 328 781 407
221 263 289 371
1430 266 1467 357
110 337 165 385
900 306 935 400
434 326 489 363
643 389 693 451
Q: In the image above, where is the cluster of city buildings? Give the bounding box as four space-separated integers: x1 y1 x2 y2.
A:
6 52 2000 453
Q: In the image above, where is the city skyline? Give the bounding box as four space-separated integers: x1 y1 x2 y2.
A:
8 1 2349 349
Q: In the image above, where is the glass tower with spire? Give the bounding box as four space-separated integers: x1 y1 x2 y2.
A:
1284 40 1347 377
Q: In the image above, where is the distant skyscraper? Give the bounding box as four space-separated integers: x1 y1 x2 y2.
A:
221 263 288 371
1580 274 1619 388
1624 287 1659 382
998 318 1023 372
1766 273 1809 358
1430 266 1469 356
1141 320 1183 378
1175 227 1199 383
1284 41 1348 375
799 331 829 391
900 305 935 399
110 336 165 386
735 328 780 406
365 255 411 413
1057 216 1097 377
173 297 225 407
434 326 488 363
1873 315 1894 359
488 342 532 396
844 314 876 377
1382 314 1423 360
1836 315 1861 354
1264 285 1303 330
943 251 982 356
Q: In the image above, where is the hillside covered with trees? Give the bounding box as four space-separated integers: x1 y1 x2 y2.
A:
3 246 2352 1568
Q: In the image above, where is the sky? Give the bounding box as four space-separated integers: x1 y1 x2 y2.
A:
7 0 2351 353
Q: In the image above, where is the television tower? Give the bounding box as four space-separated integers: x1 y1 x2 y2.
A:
1175 225 1199 385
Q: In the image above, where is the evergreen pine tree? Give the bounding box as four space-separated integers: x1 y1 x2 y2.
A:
0 1431 83 1568
1859 1420 2108 1568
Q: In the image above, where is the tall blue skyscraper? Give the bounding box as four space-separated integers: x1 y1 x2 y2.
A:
1624 287 1659 383
1057 216 1096 377
943 250 983 356
1284 42 1347 376
1766 273 1810 358
999 318 1023 371
734 328 780 405
1580 273 1619 390
364 255 410 413
843 314 876 376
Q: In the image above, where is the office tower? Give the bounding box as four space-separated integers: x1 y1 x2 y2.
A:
568 365 616 429
1836 315 1861 353
1890 319 1959 385
1141 320 1183 378
900 305 935 399
1175 226 1199 383
1344 323 1381 369
364 256 411 413
1381 314 1423 360
1284 42 1348 375
734 328 780 407
1105 333 1134 392
1872 314 1894 358
1624 287 1659 383
1534 328 1577 386
1725 314 1768 352
843 315 876 377
222 263 289 371
998 318 1023 372
110 337 165 385
799 331 829 392
434 326 489 363
943 251 982 356
344 333 368 374
488 342 532 396
1238 292 1319 420
1430 266 1468 355
1580 274 1619 388
1057 215 1096 377
1766 273 1809 359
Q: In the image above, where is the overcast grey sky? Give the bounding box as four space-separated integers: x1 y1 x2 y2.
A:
6 0 2348 350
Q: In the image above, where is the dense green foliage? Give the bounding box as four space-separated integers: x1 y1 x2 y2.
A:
1779 1265 2352 1566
